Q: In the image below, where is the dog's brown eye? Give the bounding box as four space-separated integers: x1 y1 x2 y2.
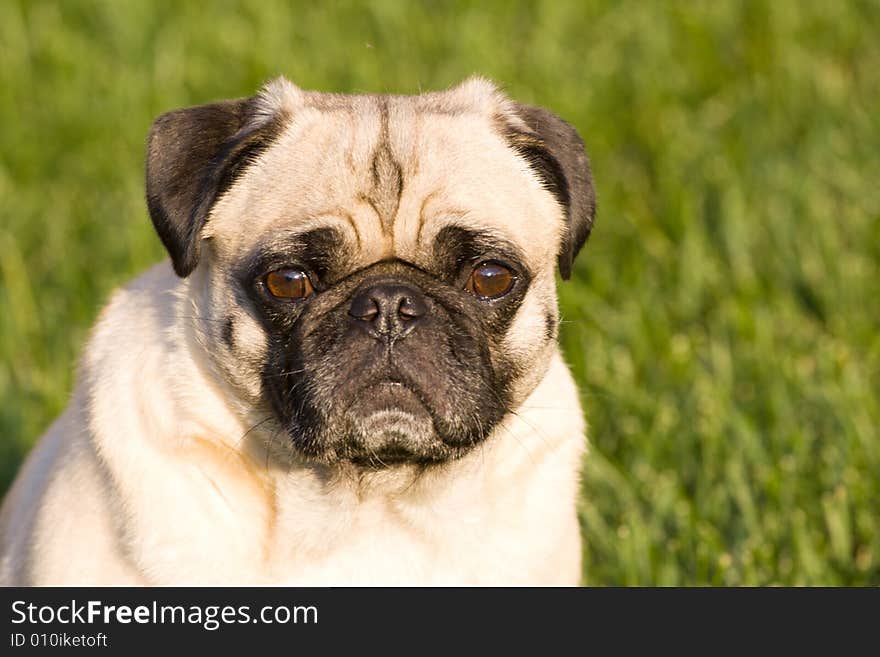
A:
265 268 314 300
466 262 514 299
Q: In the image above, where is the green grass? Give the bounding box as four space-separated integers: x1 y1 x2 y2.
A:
1 0 878 585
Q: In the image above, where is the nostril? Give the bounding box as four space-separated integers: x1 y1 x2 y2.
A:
398 295 426 320
349 294 380 321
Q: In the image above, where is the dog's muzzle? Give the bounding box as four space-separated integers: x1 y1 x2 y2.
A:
262 260 507 466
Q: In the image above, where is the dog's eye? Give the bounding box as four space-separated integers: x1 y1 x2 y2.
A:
466 262 515 299
265 268 314 300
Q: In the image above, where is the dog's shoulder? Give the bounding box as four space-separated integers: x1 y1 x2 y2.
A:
78 260 187 389
0 263 183 584
87 260 180 348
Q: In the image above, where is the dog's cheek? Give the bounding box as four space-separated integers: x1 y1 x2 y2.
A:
497 283 559 404
218 311 269 402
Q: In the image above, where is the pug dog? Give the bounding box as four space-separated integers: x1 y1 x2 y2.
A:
0 77 595 585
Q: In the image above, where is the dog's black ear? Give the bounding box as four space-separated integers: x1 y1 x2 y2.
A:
145 97 283 277
504 105 596 280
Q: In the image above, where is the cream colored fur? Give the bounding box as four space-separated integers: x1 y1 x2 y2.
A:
0 77 587 585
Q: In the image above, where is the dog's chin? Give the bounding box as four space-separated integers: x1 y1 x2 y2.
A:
341 410 442 466
288 381 473 468
337 382 456 467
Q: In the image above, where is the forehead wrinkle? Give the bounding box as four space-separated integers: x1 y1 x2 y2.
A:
416 203 474 253
360 96 405 238
251 213 362 254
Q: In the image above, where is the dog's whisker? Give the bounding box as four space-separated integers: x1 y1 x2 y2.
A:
232 415 276 451
261 368 309 380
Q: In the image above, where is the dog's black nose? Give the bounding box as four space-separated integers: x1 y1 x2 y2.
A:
349 282 428 341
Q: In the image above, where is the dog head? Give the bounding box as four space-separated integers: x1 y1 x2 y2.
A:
146 77 595 467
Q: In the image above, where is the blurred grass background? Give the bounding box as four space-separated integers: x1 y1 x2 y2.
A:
1 0 878 585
